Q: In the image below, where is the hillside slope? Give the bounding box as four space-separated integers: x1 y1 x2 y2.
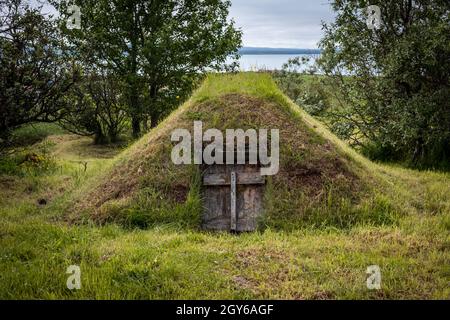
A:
69 73 408 230
1 73 449 299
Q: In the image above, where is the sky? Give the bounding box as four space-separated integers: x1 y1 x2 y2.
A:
229 0 335 49
31 0 335 49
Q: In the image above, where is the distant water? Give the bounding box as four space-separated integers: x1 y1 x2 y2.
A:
235 54 319 71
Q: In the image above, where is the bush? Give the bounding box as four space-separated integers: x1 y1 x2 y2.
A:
0 140 57 176
9 124 66 147
319 0 450 169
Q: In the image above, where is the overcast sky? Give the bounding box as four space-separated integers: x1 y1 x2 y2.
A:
229 0 335 49
32 0 334 49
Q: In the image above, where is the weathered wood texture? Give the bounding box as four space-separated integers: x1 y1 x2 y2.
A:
230 171 237 231
201 163 265 232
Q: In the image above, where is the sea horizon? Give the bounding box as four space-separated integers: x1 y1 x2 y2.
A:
239 46 322 55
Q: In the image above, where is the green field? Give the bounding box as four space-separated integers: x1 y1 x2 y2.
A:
0 73 449 299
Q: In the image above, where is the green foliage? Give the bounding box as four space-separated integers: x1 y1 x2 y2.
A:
8 123 66 148
264 176 400 231
319 0 450 169
0 145 57 176
273 57 309 103
0 0 79 145
96 167 202 229
53 0 242 137
0 73 449 299
273 57 331 118
61 73 129 144
126 185 202 229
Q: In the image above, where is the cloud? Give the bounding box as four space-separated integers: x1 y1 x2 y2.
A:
229 0 335 48
31 0 332 49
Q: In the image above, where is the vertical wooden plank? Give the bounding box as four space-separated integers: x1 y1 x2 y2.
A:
230 171 237 231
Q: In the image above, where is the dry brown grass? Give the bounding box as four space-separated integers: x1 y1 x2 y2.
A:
68 89 367 229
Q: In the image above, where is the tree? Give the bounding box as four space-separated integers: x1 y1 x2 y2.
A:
319 0 450 168
54 0 242 138
61 72 128 144
274 57 331 119
0 0 79 146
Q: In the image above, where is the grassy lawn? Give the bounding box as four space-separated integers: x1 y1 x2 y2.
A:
0 73 449 299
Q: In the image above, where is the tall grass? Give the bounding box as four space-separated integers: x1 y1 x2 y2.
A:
0 73 448 299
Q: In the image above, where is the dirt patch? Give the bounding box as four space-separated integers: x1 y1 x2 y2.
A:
0 176 17 189
0 176 22 203
232 275 257 291
310 291 334 300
